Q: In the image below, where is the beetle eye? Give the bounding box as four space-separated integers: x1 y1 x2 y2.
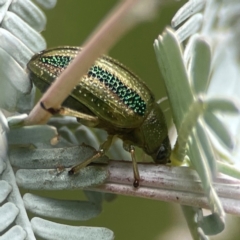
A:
156 144 167 163
155 137 171 164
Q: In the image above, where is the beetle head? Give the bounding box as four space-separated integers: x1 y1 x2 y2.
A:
151 137 171 164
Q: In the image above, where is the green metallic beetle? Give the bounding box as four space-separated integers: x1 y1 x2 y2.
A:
27 46 171 187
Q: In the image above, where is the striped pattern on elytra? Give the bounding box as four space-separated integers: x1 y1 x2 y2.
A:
29 46 156 128
39 55 146 116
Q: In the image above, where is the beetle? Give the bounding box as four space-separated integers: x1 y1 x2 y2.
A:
27 46 171 187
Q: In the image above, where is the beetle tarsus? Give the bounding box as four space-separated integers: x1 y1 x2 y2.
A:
40 101 60 115
68 169 74 175
133 179 139 188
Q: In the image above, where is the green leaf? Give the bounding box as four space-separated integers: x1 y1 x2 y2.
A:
188 127 225 234
154 28 193 130
181 206 209 240
198 213 225 236
31 217 114 240
189 38 211 94
204 111 234 150
24 193 102 221
16 167 109 190
205 97 240 114
195 120 217 176
217 161 240 179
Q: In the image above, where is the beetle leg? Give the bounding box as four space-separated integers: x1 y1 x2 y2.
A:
40 101 99 127
69 135 114 174
123 144 140 188
129 146 140 188
58 107 100 127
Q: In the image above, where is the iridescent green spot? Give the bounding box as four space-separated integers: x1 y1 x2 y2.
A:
88 65 146 116
40 55 72 68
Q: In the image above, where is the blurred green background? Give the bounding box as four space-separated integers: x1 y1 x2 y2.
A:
39 1 239 240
